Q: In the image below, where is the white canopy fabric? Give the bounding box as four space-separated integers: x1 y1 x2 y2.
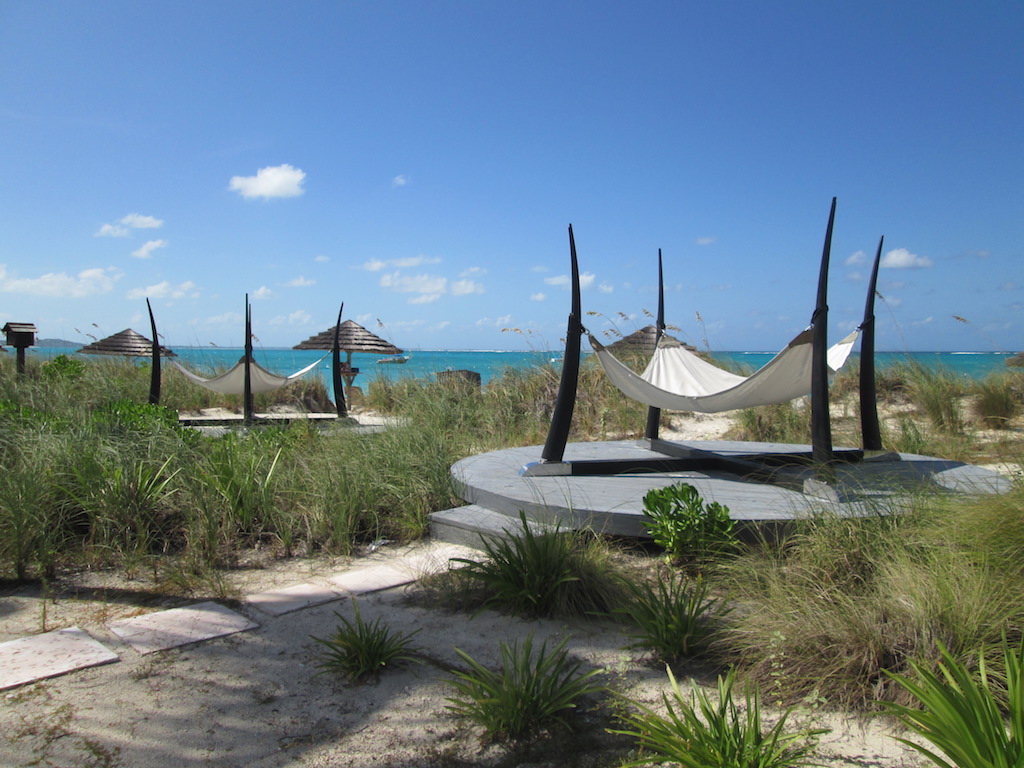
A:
590 328 858 414
170 354 329 395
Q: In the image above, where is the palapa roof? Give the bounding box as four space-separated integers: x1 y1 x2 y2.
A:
606 324 694 353
76 329 177 357
293 319 402 355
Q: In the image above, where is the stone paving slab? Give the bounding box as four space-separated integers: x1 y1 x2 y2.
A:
244 583 345 616
108 601 258 655
0 627 119 691
327 565 414 594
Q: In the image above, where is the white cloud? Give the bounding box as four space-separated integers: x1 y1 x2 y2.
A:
289 309 312 325
845 250 867 266
203 311 243 326
410 293 442 304
127 280 198 300
598 282 614 293
460 266 487 278
476 315 513 328
881 248 932 269
314 255 330 263
531 292 546 302
530 265 549 273
362 255 442 272
695 236 716 246
392 174 409 187
121 213 163 229
131 239 168 259
544 272 596 289
252 285 273 300
95 223 129 237
229 163 306 199
286 276 315 287
379 272 447 305
451 279 485 296
0 265 121 297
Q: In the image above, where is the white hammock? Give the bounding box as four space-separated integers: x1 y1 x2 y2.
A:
171 353 330 395
590 328 858 414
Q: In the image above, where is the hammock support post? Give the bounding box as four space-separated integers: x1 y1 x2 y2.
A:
147 298 161 406
810 198 836 471
859 237 884 451
244 296 254 425
643 250 666 441
332 303 347 418
539 225 582 466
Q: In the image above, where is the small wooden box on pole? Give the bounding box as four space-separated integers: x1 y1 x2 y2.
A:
3 322 37 375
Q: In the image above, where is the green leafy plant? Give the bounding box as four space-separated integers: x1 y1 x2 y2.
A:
617 571 731 662
881 637 1024 768
642 483 738 564
451 511 623 618
311 600 421 684
446 633 605 742
614 666 827 768
40 354 87 382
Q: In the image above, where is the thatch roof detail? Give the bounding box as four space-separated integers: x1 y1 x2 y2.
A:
76 329 176 357
606 325 694 353
293 319 402 355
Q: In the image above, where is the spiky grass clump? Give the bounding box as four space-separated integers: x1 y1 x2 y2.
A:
446 633 605 743
973 373 1019 430
882 637 1024 768
616 570 731 662
451 512 626 619
734 401 810 444
312 601 421 684
613 666 827 768
905 362 965 433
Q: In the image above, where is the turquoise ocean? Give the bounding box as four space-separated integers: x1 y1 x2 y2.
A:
29 345 1019 389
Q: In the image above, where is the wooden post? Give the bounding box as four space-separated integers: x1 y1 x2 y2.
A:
540 225 582 463
243 296 254 424
859 237 884 451
644 249 666 440
811 198 836 470
332 303 347 418
147 298 161 406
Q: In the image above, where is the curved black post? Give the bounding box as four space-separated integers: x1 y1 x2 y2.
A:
810 198 836 469
332 303 347 418
644 249 665 440
244 295 254 424
859 236 884 451
540 225 582 463
146 298 161 405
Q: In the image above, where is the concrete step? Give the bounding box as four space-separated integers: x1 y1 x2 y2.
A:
428 505 555 550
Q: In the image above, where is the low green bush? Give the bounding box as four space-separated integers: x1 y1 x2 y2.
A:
446 633 605 743
312 601 421 684
642 483 738 565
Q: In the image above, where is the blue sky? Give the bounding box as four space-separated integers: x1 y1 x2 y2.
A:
1 1 1020 352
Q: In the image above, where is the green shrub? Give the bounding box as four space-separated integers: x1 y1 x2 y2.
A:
882 637 1024 768
312 601 421 684
451 512 624 619
905 363 964 433
735 401 810 444
974 373 1018 430
617 571 731 662
614 666 827 768
40 354 86 382
642 483 738 565
446 633 605 742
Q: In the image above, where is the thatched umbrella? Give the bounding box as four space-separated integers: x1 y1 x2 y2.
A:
606 325 692 353
293 314 402 416
76 328 176 358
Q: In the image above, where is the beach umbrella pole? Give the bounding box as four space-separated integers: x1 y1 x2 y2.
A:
644 249 665 440
859 237 884 451
540 225 582 464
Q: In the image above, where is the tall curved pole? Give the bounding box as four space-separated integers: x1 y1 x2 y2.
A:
540 225 582 463
810 198 836 469
332 303 347 418
644 249 665 440
859 237 884 451
146 298 161 406
244 294 254 424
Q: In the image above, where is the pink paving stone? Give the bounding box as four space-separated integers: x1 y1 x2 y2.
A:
0 627 119 691
244 583 344 616
108 601 258 655
327 564 413 594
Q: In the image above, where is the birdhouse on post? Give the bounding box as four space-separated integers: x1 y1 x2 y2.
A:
3 322 37 375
